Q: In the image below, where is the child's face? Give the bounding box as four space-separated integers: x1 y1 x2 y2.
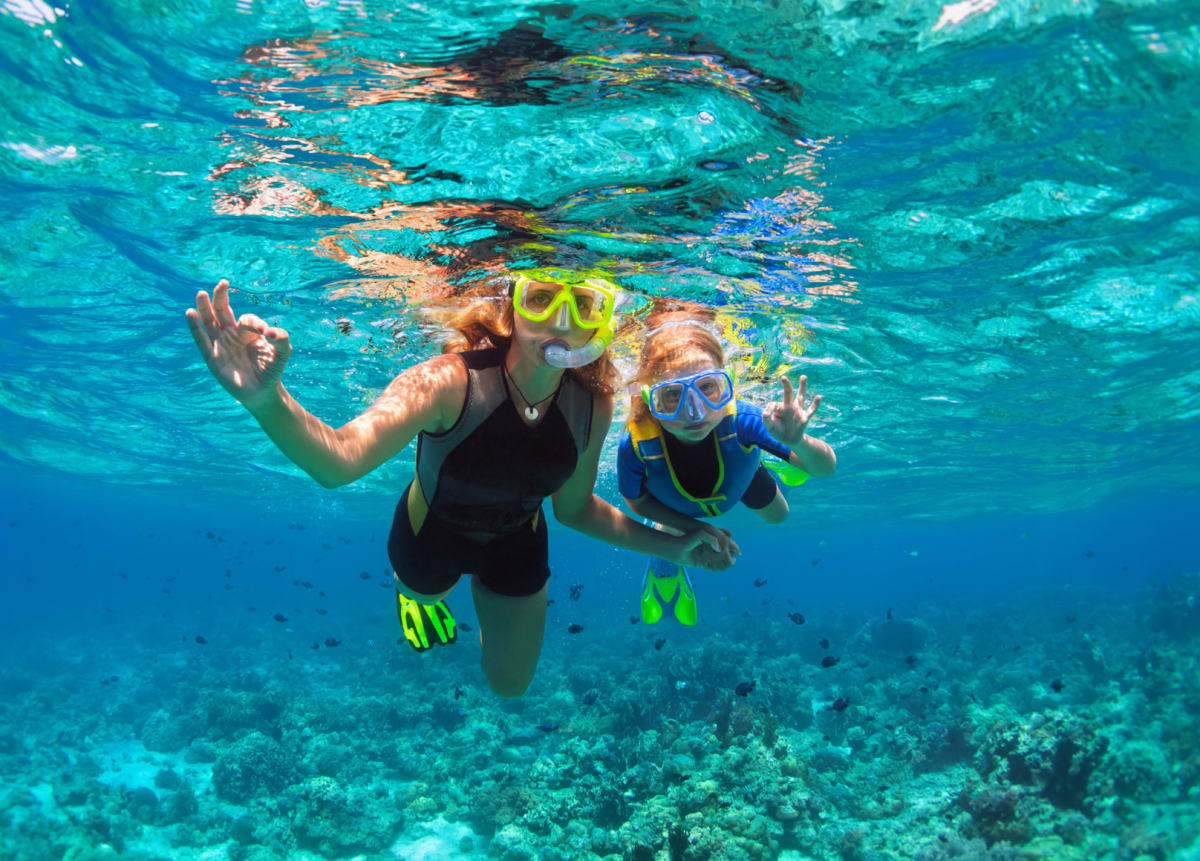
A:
655 352 727 442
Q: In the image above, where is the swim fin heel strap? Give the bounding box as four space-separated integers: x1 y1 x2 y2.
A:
396 592 457 652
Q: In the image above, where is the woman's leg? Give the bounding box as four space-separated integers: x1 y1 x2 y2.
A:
470 577 548 699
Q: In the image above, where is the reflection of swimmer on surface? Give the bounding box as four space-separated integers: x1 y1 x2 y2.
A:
618 309 836 627
185 272 735 698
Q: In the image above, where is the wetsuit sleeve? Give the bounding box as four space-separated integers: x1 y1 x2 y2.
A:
617 433 648 500
735 402 793 462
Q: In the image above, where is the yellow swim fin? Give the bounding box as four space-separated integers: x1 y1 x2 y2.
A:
640 558 698 626
396 592 457 652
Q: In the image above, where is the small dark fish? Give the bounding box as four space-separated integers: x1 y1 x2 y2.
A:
811 557 821 566
583 691 598 706
630 615 641 625
820 656 840 668
324 638 341 647
569 584 583 601
567 623 584 634
905 655 918 666
654 637 666 651
274 565 285 572
454 687 465 700
753 578 768 588
1083 550 1094 558
119 572 128 579
536 722 558 732
273 613 288 622
788 612 806 625
195 636 207 645
700 159 737 171
311 641 320 650
1065 615 1076 624
1050 679 1065 693
359 571 372 580
887 608 893 620
316 608 327 615
459 622 473 633
819 637 830 649
735 680 756 697
831 697 850 712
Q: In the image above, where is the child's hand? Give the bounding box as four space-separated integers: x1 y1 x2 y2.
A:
764 374 822 446
673 530 736 571
187 280 292 411
698 523 741 559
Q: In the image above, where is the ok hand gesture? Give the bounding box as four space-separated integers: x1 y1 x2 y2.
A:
763 375 822 447
186 280 291 410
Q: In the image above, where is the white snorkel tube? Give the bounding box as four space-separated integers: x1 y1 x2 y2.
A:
543 315 617 368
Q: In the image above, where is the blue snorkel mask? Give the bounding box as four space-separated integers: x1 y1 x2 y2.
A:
642 370 735 421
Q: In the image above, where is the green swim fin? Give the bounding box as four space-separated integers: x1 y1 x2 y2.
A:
396 592 458 652
640 558 698 626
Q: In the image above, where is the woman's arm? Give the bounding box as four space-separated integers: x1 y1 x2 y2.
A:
188 281 464 488
625 492 708 536
247 354 464 488
553 396 736 569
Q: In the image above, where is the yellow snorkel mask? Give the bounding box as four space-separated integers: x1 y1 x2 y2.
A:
510 267 621 368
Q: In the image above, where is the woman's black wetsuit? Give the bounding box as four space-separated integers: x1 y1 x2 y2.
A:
388 348 593 597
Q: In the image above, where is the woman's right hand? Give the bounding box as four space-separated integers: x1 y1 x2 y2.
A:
186 280 291 411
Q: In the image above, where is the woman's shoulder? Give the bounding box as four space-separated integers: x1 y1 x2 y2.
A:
400 352 469 400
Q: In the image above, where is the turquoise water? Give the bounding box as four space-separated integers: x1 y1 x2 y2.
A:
2 0 1199 858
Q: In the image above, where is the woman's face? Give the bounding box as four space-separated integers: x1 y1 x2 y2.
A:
654 351 727 442
510 282 594 367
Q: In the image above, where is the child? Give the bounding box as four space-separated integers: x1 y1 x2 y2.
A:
617 311 837 625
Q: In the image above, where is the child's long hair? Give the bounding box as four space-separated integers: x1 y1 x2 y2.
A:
629 307 726 424
435 279 621 396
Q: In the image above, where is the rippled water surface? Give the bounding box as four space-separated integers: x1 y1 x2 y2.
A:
3 0 1196 520
4 4 1200 861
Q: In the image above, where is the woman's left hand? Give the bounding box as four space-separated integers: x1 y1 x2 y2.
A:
764 375 821 446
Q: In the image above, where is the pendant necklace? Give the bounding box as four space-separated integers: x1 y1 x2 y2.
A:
504 364 557 421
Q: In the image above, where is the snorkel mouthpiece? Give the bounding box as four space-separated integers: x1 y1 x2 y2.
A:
543 319 615 368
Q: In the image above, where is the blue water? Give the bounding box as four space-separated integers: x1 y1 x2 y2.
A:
2 0 1199 858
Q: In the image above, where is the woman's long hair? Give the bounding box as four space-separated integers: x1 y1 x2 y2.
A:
629 306 725 425
436 281 621 396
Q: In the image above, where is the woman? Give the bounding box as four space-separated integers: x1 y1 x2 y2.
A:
186 273 735 698
618 311 836 626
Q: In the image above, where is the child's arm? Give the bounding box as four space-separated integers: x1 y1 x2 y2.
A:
764 375 836 478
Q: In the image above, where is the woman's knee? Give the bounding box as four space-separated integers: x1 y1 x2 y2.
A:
482 662 536 699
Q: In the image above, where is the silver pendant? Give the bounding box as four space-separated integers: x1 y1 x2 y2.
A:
525 406 539 421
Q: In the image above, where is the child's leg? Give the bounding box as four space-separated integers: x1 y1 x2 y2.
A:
752 484 790 524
